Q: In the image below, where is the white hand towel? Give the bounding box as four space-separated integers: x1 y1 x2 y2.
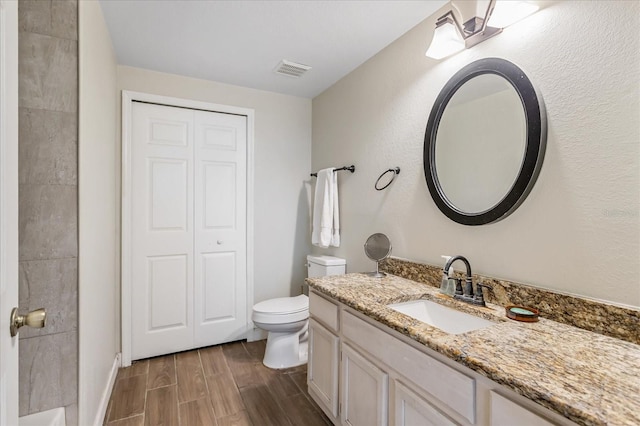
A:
312 168 340 248
331 172 340 247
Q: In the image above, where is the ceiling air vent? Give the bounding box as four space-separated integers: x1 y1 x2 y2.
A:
274 60 311 78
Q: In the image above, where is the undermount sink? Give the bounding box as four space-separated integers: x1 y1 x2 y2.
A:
387 299 496 334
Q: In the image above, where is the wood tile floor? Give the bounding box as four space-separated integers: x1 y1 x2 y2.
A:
104 340 332 426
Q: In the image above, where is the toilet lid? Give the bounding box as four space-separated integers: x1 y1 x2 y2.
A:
253 295 308 315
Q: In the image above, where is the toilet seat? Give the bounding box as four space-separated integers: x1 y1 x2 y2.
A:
252 295 309 324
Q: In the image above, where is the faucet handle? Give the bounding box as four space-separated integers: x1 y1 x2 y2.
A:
454 278 464 296
474 283 492 305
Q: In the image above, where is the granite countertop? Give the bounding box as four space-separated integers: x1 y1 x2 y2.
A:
306 273 640 426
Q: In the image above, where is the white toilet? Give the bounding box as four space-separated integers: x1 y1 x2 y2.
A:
252 255 346 369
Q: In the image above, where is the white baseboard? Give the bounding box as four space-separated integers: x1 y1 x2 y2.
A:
246 327 267 342
93 353 121 426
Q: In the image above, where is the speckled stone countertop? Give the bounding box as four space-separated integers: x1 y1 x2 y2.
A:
306 273 640 426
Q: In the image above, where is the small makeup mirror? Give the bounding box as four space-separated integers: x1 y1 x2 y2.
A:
364 233 392 277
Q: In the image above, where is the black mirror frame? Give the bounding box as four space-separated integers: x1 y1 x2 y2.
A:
423 57 547 226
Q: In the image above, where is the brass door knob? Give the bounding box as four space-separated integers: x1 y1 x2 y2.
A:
10 307 46 337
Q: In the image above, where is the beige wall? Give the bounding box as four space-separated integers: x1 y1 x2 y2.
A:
312 1 640 307
78 1 119 424
117 66 313 307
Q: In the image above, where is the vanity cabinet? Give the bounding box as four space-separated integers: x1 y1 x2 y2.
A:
308 289 570 426
308 292 340 421
393 380 456 426
489 391 554 426
308 319 339 419
341 343 388 426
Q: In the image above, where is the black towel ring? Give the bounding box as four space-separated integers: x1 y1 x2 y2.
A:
375 167 401 191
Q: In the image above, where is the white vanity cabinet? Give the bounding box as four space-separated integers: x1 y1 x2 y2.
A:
308 292 340 422
393 380 457 426
489 391 555 426
308 289 571 426
341 343 388 426
308 319 339 419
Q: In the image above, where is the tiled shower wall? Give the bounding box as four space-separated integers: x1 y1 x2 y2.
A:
18 0 78 423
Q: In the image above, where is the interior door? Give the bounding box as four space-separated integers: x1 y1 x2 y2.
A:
0 0 19 423
130 102 247 360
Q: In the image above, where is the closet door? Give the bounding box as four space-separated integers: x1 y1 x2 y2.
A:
130 102 248 360
193 110 247 346
131 102 195 359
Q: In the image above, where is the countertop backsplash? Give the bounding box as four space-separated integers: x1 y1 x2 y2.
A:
380 257 640 345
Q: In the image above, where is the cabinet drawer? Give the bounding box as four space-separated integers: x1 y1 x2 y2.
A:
343 310 475 423
310 291 339 332
490 391 555 426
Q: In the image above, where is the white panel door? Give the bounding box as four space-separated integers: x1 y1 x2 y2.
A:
130 102 247 360
193 110 247 346
131 102 195 359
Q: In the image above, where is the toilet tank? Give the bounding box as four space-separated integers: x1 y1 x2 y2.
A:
307 255 346 278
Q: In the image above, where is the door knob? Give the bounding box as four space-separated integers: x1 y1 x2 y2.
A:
10 307 46 337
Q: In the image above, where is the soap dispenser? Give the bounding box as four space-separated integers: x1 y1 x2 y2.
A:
440 255 456 296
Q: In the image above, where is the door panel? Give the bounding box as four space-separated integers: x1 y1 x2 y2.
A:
149 158 188 230
203 161 236 229
201 252 236 321
147 255 189 330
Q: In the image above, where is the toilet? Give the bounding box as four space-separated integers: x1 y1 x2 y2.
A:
252 255 346 369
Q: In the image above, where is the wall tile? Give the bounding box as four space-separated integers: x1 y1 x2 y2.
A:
18 258 77 338
19 184 78 261
19 32 77 113
19 0 78 41
19 108 77 185
19 331 78 415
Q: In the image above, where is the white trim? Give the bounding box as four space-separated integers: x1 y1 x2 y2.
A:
121 91 255 366
92 353 121 426
246 327 267 343
0 1 19 424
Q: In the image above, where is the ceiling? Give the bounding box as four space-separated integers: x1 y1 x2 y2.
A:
99 0 447 98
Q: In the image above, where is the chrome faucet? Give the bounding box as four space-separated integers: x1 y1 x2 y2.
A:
442 255 490 307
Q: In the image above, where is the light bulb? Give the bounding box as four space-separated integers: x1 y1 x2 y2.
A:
487 1 539 28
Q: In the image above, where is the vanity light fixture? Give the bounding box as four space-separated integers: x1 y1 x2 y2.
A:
425 0 539 60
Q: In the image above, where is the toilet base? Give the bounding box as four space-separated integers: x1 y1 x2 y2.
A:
262 325 309 369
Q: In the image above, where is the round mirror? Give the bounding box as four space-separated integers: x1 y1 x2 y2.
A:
364 233 391 278
424 58 546 225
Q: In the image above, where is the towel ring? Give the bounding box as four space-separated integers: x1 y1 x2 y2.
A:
375 167 401 191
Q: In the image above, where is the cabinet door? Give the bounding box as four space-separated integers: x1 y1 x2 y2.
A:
309 319 340 418
490 391 555 426
394 381 457 426
341 343 388 426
